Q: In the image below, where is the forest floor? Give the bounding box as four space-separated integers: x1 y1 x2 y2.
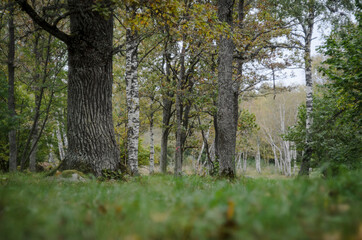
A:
0 171 361 240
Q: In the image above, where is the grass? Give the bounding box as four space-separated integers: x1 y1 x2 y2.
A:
0 171 361 240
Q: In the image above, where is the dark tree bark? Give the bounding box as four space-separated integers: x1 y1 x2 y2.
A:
8 3 17 172
216 0 236 178
174 39 186 176
16 0 120 176
160 49 173 174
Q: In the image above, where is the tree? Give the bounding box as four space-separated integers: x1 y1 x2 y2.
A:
7 2 17 172
216 0 236 178
16 0 120 176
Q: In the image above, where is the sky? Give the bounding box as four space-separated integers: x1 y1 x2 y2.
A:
277 23 328 86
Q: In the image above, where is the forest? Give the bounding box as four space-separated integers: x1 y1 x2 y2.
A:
0 0 361 239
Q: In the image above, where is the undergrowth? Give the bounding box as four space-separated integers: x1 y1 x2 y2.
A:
0 171 361 240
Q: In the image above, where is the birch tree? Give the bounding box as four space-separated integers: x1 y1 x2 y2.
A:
125 28 140 176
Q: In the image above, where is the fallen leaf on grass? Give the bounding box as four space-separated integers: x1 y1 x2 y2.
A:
98 204 107 214
227 200 235 220
323 232 341 240
84 211 93 226
150 212 169 223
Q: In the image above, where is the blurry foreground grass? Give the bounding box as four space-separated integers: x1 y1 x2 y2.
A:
0 171 361 240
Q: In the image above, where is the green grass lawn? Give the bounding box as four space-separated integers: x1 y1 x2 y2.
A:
0 171 361 240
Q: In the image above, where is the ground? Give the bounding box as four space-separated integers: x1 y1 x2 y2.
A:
0 171 361 240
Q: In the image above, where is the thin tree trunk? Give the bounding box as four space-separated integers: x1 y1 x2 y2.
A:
160 47 173 173
149 112 155 174
299 10 315 176
243 151 247 172
48 143 55 164
8 4 17 172
56 121 65 161
196 130 206 172
125 28 140 176
62 121 68 148
272 144 280 171
29 33 42 172
236 151 242 171
217 0 236 178
255 137 261 173
29 124 38 172
208 140 216 175
175 37 186 176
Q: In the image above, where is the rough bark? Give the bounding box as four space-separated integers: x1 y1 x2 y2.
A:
125 28 140 176
62 0 120 175
299 8 315 176
7 4 17 172
217 0 236 178
16 0 121 176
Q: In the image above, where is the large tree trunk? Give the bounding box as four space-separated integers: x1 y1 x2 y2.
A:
299 10 315 176
62 0 120 176
16 0 120 176
125 29 140 176
7 4 17 172
217 0 236 178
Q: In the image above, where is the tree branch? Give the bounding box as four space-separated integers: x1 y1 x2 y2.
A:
15 0 70 44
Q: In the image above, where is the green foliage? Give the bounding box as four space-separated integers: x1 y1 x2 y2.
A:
100 169 124 181
0 172 361 239
238 109 259 134
286 87 362 176
285 9 362 176
319 9 362 120
138 138 150 166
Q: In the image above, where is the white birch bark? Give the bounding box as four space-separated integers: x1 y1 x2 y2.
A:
243 151 247 172
278 144 285 174
272 144 279 171
236 151 242 171
125 28 140 175
62 122 68 148
56 122 65 161
206 140 216 175
48 143 55 164
255 137 261 173
280 104 292 176
196 128 209 173
299 7 315 176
